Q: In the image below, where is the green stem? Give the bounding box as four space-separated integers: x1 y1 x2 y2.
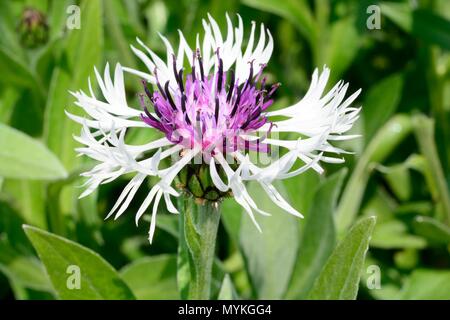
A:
413 114 450 225
181 198 221 300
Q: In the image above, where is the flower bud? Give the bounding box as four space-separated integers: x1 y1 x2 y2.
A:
18 8 49 49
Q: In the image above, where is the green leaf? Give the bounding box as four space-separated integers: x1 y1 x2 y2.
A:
120 255 179 300
221 198 243 243
363 73 404 140
324 18 360 84
286 169 347 299
218 274 238 300
380 2 412 32
378 163 411 201
23 225 135 300
0 240 51 292
413 216 450 245
44 0 103 171
0 46 40 89
412 9 450 50
2 180 47 229
43 0 103 217
336 115 413 234
413 114 450 225
400 269 450 300
371 220 426 249
239 181 300 299
241 0 316 44
309 216 376 300
0 123 67 180
283 170 320 218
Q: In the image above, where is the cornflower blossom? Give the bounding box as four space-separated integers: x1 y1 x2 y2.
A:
67 14 361 243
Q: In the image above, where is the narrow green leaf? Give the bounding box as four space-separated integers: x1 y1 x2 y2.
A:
371 220 426 249
309 216 376 300
23 225 135 300
363 73 404 140
44 0 103 171
400 269 450 300
2 180 47 229
239 181 300 299
286 169 347 299
336 115 413 234
0 124 67 180
218 274 238 300
324 18 360 84
412 114 450 225
413 216 450 245
379 163 411 201
0 46 39 89
120 255 178 300
241 0 316 44
0 240 51 292
412 9 450 50
380 2 412 32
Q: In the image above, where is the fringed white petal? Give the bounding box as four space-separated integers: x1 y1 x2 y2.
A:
125 14 273 87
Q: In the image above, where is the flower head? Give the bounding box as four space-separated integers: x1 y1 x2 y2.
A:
68 14 361 243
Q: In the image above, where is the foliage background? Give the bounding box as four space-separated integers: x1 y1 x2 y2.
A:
0 0 449 300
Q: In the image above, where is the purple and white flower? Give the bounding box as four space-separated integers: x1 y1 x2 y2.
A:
67 14 361 243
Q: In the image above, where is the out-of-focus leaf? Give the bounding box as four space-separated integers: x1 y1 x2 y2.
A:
0 240 51 293
400 269 450 299
361 188 396 224
120 255 178 300
0 88 20 124
286 169 346 299
336 115 413 234
2 180 47 229
156 214 179 239
363 73 404 140
283 170 320 218
413 216 450 245
380 2 412 32
221 198 243 244
371 220 426 249
104 0 136 69
241 0 316 43
218 274 238 300
239 181 299 299
48 0 72 40
44 0 103 171
324 18 360 84
394 249 419 270
377 163 411 201
0 47 40 90
412 9 450 50
44 0 103 217
309 217 376 300
0 124 67 180
23 225 135 300
0 203 31 251
413 114 450 225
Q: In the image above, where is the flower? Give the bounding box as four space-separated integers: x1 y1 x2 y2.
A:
67 14 361 243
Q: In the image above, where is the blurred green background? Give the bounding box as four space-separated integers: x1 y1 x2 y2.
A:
0 0 449 300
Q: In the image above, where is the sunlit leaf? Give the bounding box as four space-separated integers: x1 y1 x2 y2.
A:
286 169 346 299
239 181 299 299
23 225 135 300
309 217 376 300
121 255 178 300
0 124 67 180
